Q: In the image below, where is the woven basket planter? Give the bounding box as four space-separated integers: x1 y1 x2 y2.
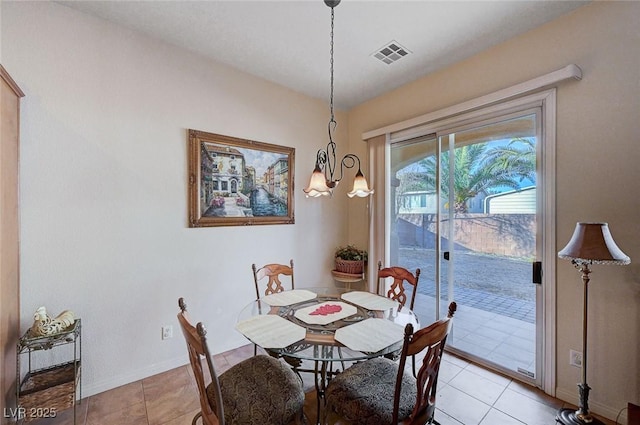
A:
335 259 365 275
19 361 79 422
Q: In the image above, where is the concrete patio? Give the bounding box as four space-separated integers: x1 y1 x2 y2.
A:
398 247 537 378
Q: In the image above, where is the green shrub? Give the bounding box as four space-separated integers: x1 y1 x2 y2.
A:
335 245 368 262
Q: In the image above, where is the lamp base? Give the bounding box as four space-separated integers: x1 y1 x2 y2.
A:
556 408 605 425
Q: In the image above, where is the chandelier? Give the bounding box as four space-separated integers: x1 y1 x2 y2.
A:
303 0 374 198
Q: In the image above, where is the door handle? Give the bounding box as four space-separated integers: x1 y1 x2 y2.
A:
532 261 542 284
443 251 450 261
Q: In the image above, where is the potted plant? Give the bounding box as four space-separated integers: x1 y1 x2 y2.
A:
334 245 368 275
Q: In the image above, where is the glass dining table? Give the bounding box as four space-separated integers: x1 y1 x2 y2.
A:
236 286 419 424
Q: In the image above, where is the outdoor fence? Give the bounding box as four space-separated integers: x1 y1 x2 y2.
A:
396 213 536 259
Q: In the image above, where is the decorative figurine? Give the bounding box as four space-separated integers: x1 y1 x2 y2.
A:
31 306 76 336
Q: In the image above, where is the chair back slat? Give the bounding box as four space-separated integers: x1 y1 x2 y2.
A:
377 261 421 310
404 319 450 357
252 260 294 298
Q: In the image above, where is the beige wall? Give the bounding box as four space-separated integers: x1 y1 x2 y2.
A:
1 1 350 398
347 1 640 419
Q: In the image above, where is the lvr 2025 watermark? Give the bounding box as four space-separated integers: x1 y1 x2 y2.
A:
3 407 57 419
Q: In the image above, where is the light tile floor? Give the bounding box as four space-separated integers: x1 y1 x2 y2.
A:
27 343 616 425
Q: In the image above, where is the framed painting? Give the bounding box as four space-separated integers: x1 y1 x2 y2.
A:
188 129 295 227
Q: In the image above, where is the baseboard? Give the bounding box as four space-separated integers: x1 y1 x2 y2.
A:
81 354 188 398
555 387 627 424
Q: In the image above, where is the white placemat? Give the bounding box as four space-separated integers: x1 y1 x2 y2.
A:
334 318 405 353
294 301 357 325
261 289 317 306
235 315 306 349
341 291 399 311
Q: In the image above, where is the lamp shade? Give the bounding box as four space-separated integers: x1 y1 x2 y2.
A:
303 164 332 198
558 222 630 265
347 170 375 198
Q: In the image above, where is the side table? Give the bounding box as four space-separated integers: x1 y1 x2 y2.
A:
331 270 366 291
16 319 81 423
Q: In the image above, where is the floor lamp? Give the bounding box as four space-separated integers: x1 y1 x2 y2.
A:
557 222 630 425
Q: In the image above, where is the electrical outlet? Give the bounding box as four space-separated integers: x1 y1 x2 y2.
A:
569 349 582 367
162 325 173 340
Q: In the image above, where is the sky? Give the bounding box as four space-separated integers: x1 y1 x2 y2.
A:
237 147 286 177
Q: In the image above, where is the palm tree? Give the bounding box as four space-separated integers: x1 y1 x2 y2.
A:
485 138 536 184
408 139 535 213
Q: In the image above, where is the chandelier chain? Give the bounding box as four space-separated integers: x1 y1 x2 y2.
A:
302 0 373 198
329 6 335 123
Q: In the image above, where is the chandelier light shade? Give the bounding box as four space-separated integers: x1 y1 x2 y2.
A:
556 222 630 425
303 0 374 199
347 169 374 198
304 163 332 198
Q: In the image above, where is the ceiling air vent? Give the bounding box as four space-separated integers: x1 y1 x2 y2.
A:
372 41 411 65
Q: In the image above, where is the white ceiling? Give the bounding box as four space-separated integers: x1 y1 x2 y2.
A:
57 0 589 110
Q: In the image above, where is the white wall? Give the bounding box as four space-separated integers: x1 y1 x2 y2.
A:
2 2 350 397
347 1 640 420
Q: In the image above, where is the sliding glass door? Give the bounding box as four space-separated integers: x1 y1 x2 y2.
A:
388 111 542 384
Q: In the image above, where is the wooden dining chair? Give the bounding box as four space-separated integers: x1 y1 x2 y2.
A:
252 259 295 299
177 298 305 425
325 302 457 425
250 259 295 357
377 260 421 310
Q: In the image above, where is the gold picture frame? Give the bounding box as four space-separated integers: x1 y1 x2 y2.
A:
188 129 295 227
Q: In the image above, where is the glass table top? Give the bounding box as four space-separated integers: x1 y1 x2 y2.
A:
236 286 419 362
